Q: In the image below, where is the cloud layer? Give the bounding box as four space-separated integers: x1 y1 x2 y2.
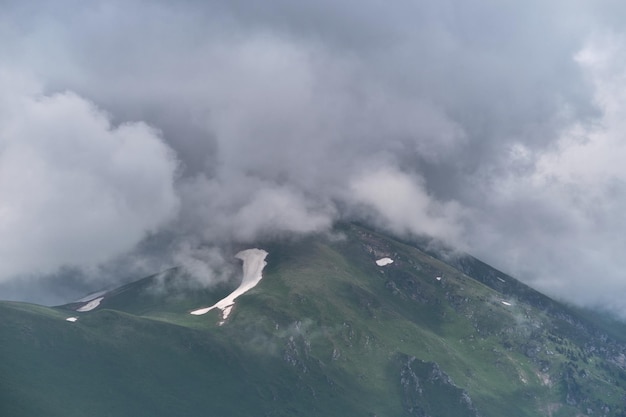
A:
3 1 626 314
465 34 626 313
0 73 179 280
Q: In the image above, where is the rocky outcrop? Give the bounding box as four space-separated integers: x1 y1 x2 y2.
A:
398 354 481 417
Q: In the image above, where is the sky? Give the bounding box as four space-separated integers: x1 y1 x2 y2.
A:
3 1 626 315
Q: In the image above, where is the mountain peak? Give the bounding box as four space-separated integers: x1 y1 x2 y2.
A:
2 224 626 416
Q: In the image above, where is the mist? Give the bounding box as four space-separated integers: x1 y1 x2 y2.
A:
3 1 626 315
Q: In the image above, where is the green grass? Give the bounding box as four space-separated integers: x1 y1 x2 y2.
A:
2 224 626 416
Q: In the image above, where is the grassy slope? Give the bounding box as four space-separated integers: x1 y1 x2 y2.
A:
2 224 626 416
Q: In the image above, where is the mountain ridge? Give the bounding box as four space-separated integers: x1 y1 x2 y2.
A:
2 223 626 416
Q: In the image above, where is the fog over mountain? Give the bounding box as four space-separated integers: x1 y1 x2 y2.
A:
2 1 626 314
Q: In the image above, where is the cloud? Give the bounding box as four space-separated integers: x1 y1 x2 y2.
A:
5 0 626 316
176 174 337 243
0 71 179 280
465 34 626 314
170 243 236 289
349 167 465 244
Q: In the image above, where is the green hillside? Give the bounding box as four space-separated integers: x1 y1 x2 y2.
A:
2 224 625 416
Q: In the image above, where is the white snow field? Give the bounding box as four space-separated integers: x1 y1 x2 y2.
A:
501 301 512 306
190 248 268 324
376 257 394 266
65 317 78 322
77 297 104 312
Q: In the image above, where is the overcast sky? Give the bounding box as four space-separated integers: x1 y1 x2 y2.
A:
3 1 626 314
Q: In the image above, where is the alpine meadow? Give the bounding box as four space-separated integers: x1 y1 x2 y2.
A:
4 1 626 416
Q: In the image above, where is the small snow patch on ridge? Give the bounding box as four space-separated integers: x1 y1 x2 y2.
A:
190 248 268 325
220 305 234 323
376 257 394 266
77 297 104 312
501 301 512 306
66 317 78 322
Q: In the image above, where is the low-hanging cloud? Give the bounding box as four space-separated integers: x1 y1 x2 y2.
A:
0 70 179 280
465 34 626 314
349 166 466 244
4 1 626 316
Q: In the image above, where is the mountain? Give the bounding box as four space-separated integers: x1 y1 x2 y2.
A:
2 223 626 417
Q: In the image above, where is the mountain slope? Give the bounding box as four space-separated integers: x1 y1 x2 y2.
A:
2 224 626 416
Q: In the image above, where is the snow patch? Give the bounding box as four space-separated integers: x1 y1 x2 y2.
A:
501 301 512 306
66 317 78 322
376 257 394 266
497 277 506 283
77 297 104 312
189 306 212 315
218 305 234 326
190 248 268 324
435 276 442 281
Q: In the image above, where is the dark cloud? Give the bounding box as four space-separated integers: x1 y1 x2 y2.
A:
2 1 626 315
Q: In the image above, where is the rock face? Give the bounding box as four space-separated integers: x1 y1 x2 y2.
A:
399 354 480 417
